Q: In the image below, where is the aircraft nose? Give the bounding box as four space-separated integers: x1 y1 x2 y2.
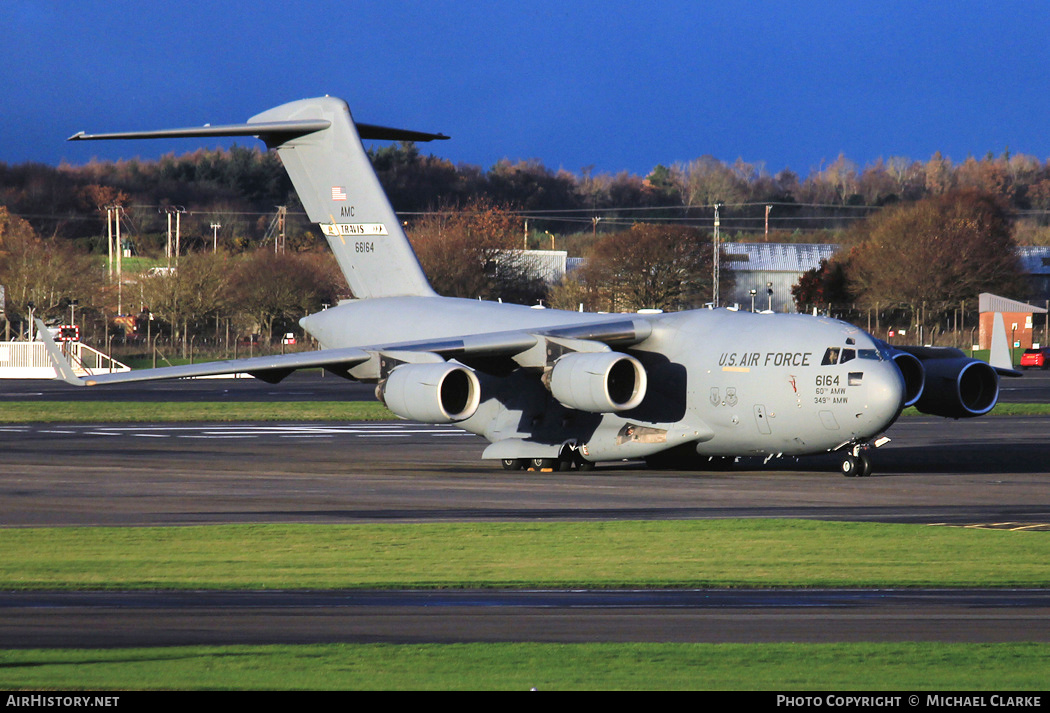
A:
862 361 906 430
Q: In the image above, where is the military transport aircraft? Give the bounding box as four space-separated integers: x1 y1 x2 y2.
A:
43 96 1017 476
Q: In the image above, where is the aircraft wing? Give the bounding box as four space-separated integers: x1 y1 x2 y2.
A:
38 321 373 386
39 317 651 387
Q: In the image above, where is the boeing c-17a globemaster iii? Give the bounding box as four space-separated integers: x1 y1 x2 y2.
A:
44 96 1018 476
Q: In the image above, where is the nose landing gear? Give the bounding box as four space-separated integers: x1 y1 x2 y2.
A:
840 451 872 477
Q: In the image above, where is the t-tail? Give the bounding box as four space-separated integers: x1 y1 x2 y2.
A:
70 96 446 299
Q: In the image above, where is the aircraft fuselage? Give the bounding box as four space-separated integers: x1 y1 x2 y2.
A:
302 298 906 465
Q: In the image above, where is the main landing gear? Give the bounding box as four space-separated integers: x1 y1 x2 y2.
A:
501 454 595 472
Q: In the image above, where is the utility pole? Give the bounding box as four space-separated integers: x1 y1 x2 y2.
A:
712 203 722 308
115 206 123 315
106 207 115 278
163 206 185 267
211 222 222 252
765 204 772 238
175 208 182 266
264 207 287 253
276 206 286 253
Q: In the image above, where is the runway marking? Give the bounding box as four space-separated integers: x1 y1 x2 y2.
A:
930 522 1050 532
23 422 480 442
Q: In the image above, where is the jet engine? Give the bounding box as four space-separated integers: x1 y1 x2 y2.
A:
888 350 925 408
913 356 998 418
547 351 647 413
379 362 481 424
880 342 1000 418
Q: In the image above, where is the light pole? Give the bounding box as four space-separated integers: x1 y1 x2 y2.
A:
766 282 774 312
749 289 757 312
26 301 34 340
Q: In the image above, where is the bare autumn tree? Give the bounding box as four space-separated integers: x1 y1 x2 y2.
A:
846 190 1028 319
406 201 545 303
551 224 729 313
0 207 102 336
139 251 232 355
227 249 346 343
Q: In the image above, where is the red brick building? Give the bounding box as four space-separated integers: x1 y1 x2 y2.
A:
978 293 1048 350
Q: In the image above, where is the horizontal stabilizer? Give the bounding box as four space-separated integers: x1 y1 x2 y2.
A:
68 121 448 146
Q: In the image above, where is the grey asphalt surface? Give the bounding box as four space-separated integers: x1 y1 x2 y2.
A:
0 371 1047 648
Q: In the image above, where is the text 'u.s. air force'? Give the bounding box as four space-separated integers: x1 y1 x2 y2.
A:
719 352 813 367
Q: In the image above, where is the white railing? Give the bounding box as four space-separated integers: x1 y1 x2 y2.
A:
0 341 130 379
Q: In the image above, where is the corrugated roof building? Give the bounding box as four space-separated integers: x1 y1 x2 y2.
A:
1015 246 1050 302
721 243 839 312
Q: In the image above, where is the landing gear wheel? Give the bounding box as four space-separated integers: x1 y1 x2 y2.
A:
858 452 873 478
501 458 526 471
841 452 873 477
574 455 596 472
529 457 556 471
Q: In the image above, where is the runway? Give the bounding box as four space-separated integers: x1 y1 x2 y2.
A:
0 375 1048 647
1 417 1048 527
3 590 1049 647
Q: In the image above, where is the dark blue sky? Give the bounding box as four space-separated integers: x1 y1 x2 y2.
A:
4 1 1049 179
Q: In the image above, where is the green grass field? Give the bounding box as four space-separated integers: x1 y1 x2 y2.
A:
0 520 1045 590
0 400 394 422
0 400 1047 423
1 642 1046 691
1 520 1047 690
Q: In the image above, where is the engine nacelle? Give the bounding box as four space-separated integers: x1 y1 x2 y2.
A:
548 351 647 413
889 350 925 408
914 357 999 418
379 362 481 424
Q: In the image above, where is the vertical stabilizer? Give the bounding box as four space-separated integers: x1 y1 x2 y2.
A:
989 312 1013 370
69 96 440 300
248 97 436 299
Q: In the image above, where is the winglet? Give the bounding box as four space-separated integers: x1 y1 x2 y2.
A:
989 312 1022 377
36 319 86 386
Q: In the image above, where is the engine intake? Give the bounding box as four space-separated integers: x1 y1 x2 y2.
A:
380 362 481 423
548 351 647 413
889 350 925 408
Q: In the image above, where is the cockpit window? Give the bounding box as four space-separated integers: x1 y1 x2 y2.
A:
824 345 881 365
